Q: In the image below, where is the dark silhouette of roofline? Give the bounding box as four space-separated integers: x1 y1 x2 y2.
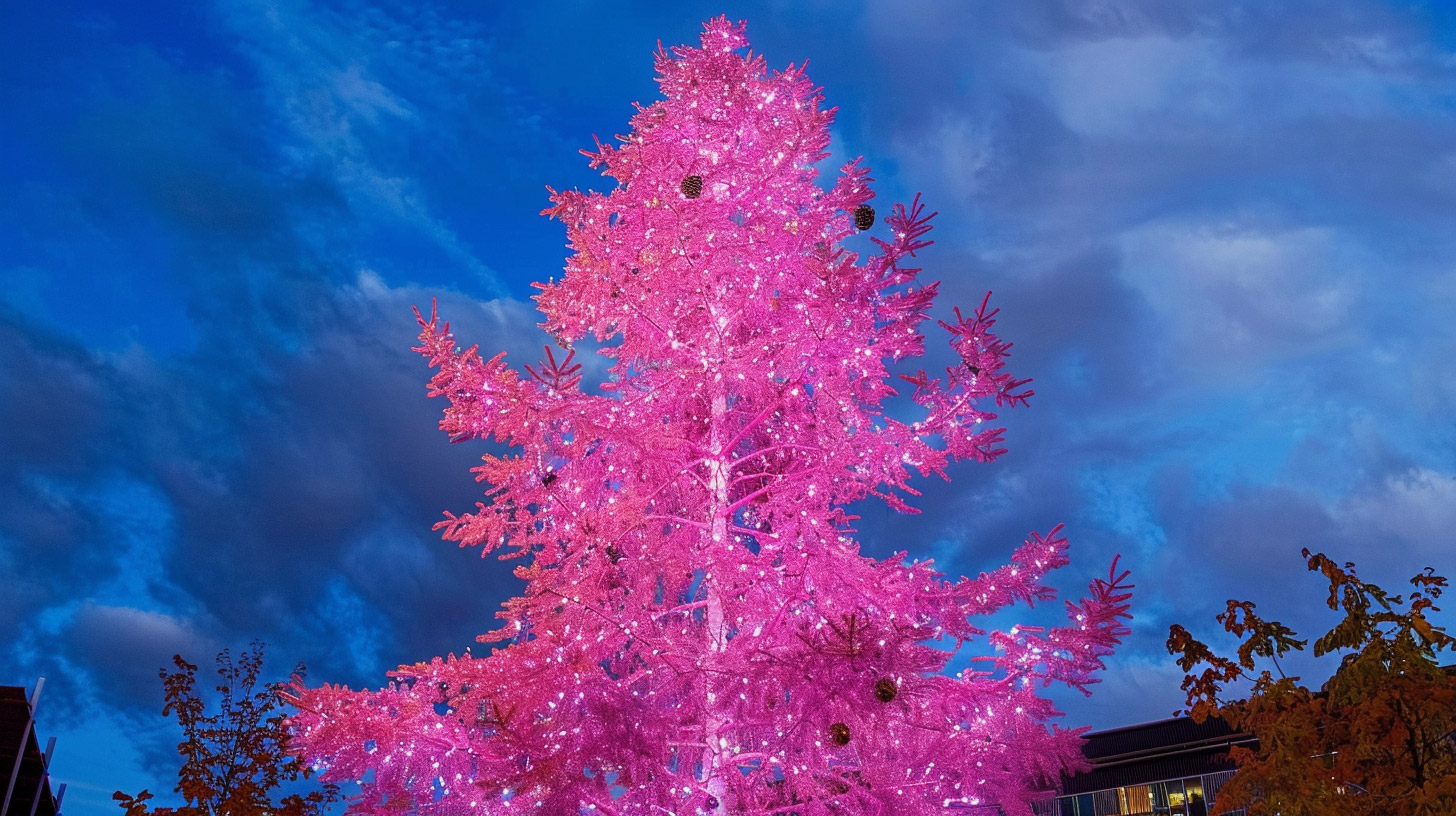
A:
1061 713 1253 797
1 683 63 816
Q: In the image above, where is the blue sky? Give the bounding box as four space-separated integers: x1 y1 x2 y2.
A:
3 1 1455 811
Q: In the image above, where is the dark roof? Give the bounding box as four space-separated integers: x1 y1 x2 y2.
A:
1080 715 1243 760
1 686 61 816
1062 715 1254 795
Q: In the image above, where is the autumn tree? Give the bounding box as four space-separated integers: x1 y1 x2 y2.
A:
1167 549 1456 816
114 642 339 816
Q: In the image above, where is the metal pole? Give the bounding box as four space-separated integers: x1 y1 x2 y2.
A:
1 679 43 816
25 736 56 816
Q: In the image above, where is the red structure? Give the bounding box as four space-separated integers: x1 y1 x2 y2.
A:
1 681 63 816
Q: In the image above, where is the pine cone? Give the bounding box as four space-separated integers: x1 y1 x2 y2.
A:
681 175 704 199
853 204 875 231
874 677 897 703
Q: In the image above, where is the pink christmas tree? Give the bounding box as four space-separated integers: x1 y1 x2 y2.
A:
286 18 1131 816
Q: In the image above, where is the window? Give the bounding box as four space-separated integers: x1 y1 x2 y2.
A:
1161 779 1187 815
1182 778 1207 816
1122 785 1154 815
1054 793 1099 816
1065 776 1225 816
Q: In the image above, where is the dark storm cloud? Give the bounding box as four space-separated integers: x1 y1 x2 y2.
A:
150 278 545 681
0 312 140 647
0 0 574 751
0 273 546 713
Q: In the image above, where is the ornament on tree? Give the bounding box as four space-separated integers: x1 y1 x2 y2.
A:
285 17 1131 816
874 676 898 703
853 204 875 231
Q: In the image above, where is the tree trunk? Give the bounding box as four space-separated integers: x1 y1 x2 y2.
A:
703 384 731 814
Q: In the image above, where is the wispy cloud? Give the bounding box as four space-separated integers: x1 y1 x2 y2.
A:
214 0 520 292
1118 216 1365 375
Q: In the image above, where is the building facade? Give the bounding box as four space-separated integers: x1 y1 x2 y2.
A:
1 683 63 816
1036 715 1253 816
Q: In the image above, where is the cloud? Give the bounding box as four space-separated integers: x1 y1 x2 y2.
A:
1118 216 1364 376
214 0 509 290
0 272 551 704
1039 36 1226 136
1337 467 1456 559
65 604 217 709
146 272 544 684
6 333 543 775
0 312 137 653
891 112 1000 208
1 0 594 720
1046 652 1192 729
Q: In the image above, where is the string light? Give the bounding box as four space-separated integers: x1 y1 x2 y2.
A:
286 16 1132 816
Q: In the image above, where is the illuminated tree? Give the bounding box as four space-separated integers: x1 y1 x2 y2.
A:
1168 550 1456 816
286 18 1131 816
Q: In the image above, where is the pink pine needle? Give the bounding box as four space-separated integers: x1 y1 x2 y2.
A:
286 17 1131 816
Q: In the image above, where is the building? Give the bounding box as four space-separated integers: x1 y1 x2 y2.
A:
1 682 64 816
1038 715 1253 816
